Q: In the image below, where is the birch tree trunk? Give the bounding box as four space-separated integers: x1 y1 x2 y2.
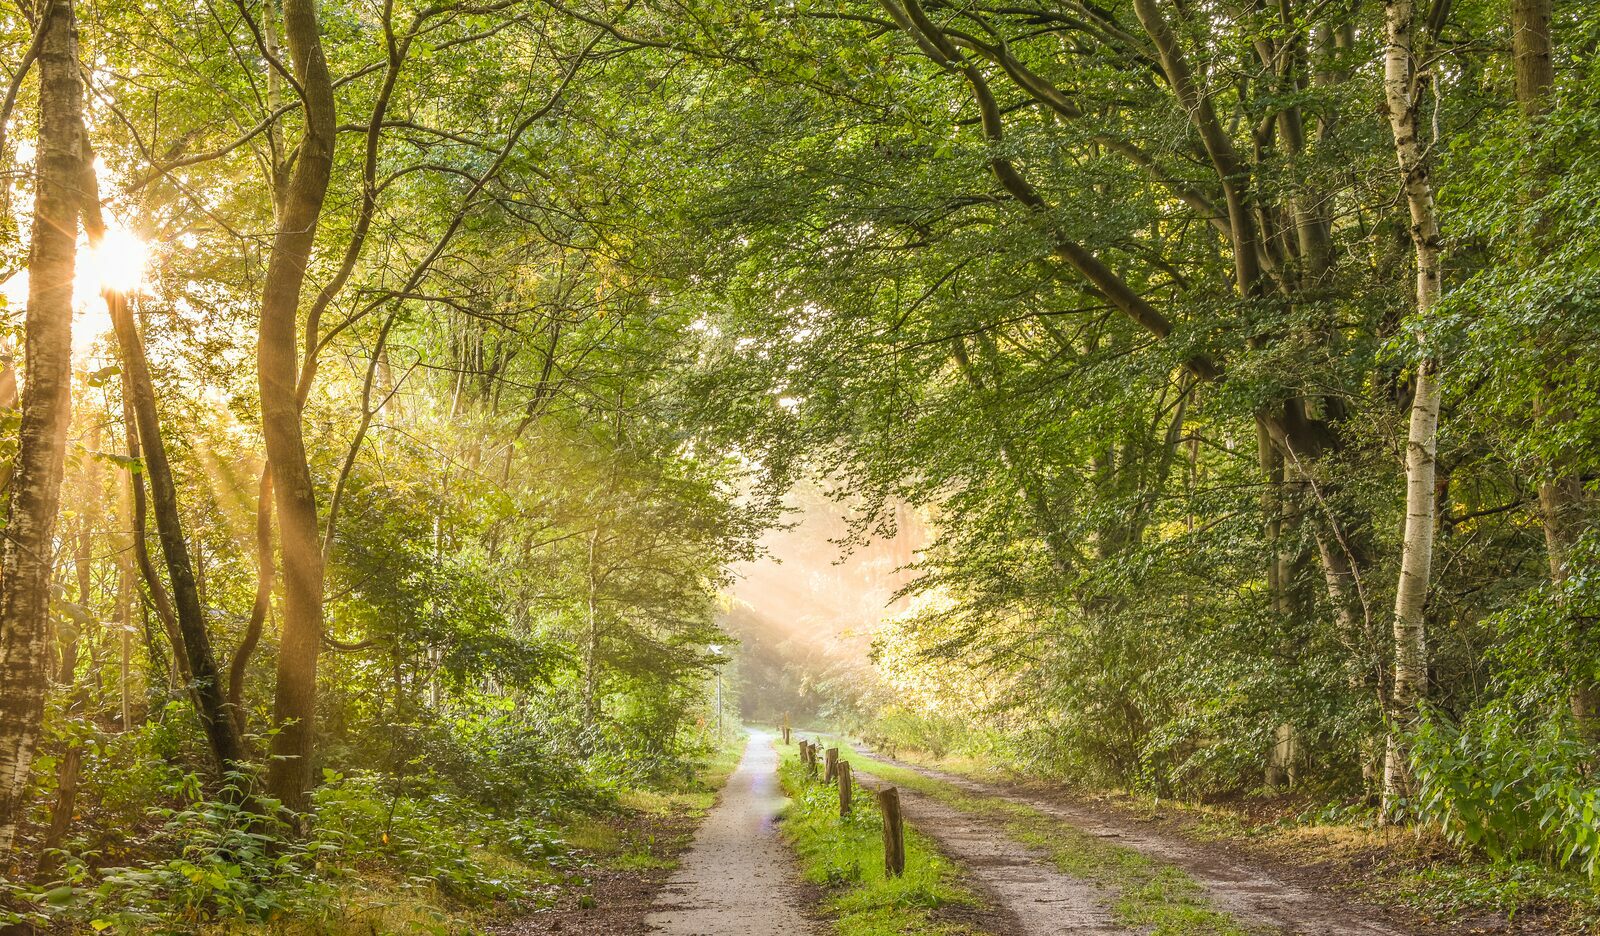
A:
1381 0 1445 818
261 0 337 816
0 0 89 851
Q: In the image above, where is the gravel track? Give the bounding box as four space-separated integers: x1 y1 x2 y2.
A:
644 731 819 936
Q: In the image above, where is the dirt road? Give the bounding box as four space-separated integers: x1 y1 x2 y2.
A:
853 749 1411 936
847 765 1129 936
644 731 817 936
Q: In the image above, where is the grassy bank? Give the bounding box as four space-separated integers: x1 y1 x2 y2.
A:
774 739 990 936
820 739 1252 936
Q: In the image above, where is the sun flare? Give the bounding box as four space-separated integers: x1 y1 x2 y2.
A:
86 228 149 295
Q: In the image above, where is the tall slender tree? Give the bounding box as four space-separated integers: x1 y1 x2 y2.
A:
260 0 337 814
1381 0 1446 815
0 0 92 850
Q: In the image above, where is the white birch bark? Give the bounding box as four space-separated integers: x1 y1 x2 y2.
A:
1381 0 1445 818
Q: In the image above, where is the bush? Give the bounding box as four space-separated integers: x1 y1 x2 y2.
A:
1411 706 1600 876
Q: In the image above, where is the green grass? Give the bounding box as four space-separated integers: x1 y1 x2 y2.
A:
774 741 989 936
822 739 1254 936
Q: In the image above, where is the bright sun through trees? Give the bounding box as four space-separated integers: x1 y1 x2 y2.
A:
0 0 1598 933
88 228 148 296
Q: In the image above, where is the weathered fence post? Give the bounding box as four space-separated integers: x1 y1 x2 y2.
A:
879 786 904 876
782 726 791 745
824 747 839 783
838 761 853 816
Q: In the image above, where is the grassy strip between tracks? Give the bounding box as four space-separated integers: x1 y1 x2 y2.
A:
775 739 991 936
827 739 1257 936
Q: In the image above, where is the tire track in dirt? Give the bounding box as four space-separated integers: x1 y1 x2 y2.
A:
855 748 1412 936
846 766 1132 936
644 731 820 936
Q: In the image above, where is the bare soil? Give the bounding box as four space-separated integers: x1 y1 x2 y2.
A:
850 768 1130 936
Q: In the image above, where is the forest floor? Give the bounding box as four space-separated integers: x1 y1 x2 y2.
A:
838 741 1588 936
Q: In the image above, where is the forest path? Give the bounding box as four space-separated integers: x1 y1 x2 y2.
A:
644 730 818 936
850 747 1410 936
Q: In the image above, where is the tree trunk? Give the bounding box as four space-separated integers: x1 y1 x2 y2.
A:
583 528 600 733
1509 0 1594 726
1512 0 1554 109
261 0 337 816
108 290 249 775
121 371 192 690
0 0 89 851
118 530 134 731
57 422 100 687
1381 0 1445 819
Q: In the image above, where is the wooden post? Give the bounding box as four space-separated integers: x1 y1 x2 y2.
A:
879 787 904 877
808 743 819 777
824 747 839 783
838 761 853 816
782 726 791 745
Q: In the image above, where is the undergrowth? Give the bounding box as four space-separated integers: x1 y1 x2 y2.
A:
1 725 746 934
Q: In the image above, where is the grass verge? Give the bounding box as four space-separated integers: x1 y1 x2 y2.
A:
823 739 1253 936
775 740 990 936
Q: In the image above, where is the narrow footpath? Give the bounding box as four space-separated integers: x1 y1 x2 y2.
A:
854 749 1411 936
644 731 818 936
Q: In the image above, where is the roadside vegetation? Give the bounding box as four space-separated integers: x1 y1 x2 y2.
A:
1 728 742 933
774 741 988 936
847 739 1600 931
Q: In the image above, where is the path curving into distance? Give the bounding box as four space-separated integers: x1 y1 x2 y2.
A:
645 730 818 936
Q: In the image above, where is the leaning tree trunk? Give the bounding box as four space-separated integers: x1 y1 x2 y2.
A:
107 290 249 775
0 0 89 851
262 0 337 816
1381 0 1445 819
